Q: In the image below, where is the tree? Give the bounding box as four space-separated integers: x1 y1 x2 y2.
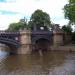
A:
62 25 72 33
29 9 51 29
64 0 75 25
7 18 28 31
7 10 52 31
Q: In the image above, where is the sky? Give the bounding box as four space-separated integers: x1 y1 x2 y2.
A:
0 0 69 30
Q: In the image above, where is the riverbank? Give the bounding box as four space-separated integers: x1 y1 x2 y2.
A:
50 44 75 52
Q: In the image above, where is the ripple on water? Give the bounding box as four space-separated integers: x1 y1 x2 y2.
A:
0 51 75 75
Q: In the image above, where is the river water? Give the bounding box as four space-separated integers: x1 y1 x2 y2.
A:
0 50 75 75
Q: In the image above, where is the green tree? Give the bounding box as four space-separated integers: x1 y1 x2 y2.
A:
7 10 52 31
62 25 72 33
64 0 75 25
29 9 51 29
7 18 28 31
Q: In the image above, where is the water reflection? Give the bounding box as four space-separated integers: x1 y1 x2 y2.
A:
0 50 9 61
0 51 75 75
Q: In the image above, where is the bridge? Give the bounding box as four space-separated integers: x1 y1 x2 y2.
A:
0 25 66 54
0 31 20 47
31 30 53 51
0 31 21 54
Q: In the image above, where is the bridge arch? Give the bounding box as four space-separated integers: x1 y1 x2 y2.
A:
32 37 51 51
0 37 20 53
0 31 20 54
0 38 20 48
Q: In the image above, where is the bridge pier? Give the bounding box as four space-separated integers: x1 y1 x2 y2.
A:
17 44 32 54
17 30 32 54
53 24 64 46
53 31 64 46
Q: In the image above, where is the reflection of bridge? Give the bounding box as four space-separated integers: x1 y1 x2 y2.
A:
0 25 67 54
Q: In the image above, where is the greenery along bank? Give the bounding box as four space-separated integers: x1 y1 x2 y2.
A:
7 9 51 31
64 0 75 25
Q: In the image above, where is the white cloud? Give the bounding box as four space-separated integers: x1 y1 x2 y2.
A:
0 0 68 30
0 14 22 30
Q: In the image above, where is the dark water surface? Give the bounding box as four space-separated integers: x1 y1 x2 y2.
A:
0 50 75 75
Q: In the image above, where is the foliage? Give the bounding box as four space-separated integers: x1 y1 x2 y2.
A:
7 9 52 31
64 0 75 25
62 25 72 33
7 18 28 31
29 9 51 28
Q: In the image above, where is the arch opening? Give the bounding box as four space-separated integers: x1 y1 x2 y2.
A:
34 38 50 52
0 38 20 54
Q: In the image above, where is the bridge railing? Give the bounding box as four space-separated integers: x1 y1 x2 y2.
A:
0 30 19 34
0 30 20 42
31 30 53 34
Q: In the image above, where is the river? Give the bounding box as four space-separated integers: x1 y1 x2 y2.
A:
0 50 75 75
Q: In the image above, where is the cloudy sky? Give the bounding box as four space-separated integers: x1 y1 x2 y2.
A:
0 0 68 30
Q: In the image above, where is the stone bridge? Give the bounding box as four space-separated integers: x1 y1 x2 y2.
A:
0 25 67 54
